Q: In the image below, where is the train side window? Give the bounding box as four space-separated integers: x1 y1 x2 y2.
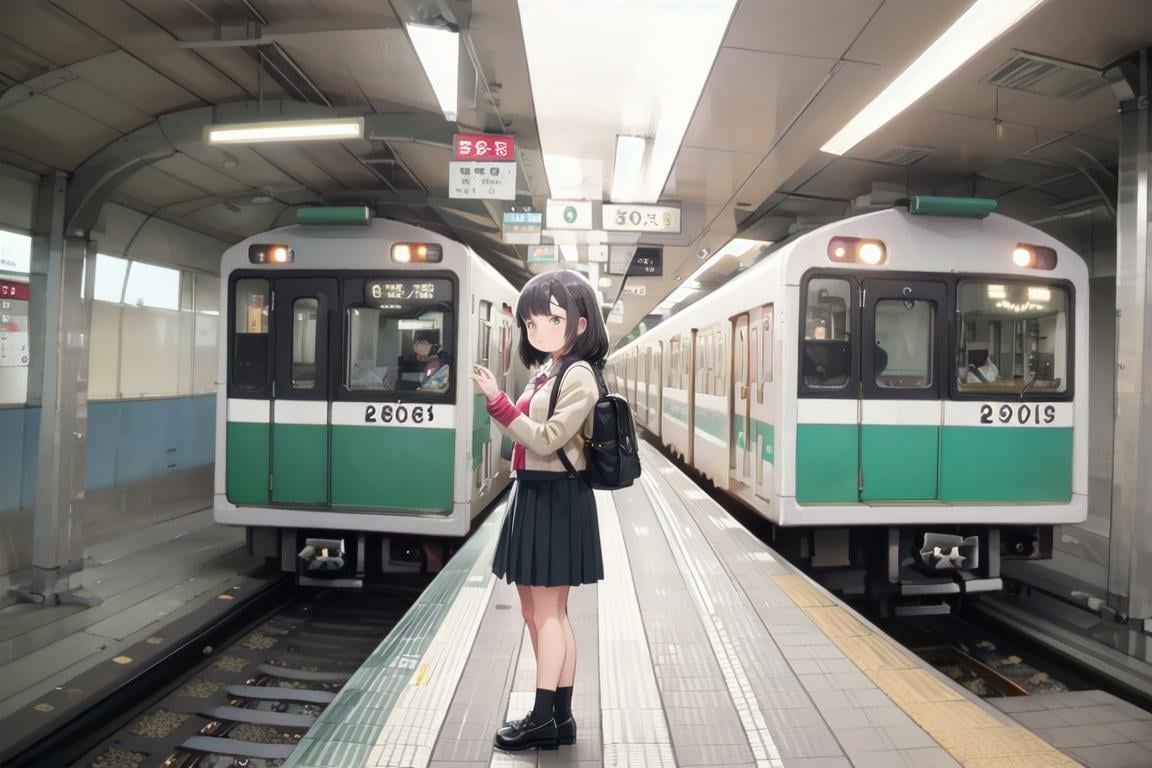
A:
478 300 492 368
291 298 319 389
763 304 774 383
802 278 852 389
874 299 934 388
233 278 270 390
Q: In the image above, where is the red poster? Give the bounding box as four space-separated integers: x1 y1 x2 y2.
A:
454 133 515 161
0 280 29 301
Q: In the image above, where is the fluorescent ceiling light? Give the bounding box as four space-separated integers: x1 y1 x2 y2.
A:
611 135 648 203
407 23 459 121
821 0 1045 156
206 117 364 144
518 0 737 202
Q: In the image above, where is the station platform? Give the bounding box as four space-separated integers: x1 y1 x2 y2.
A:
283 443 1143 768
0 508 265 725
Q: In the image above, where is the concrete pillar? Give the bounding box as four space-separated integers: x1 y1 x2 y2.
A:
1104 49 1152 627
13 170 97 606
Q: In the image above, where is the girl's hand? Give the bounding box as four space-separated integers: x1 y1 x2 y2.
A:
471 365 501 401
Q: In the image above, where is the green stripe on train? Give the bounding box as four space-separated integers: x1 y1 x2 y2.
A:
939 426 1072 502
227 422 269 504
272 423 329 503
331 426 455 510
734 413 775 464
796 423 1073 504
664 401 776 464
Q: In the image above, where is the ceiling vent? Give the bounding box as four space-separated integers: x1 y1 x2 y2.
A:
978 156 1065 186
874 145 934 166
982 51 1105 100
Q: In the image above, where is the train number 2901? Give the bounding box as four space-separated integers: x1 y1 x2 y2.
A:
364 404 434 425
979 403 1055 425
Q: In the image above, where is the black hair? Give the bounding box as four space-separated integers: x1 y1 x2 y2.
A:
516 270 610 368
413 331 439 345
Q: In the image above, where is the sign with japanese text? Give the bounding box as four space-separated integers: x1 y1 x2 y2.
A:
502 211 543 245
627 247 663 277
0 297 29 367
603 203 681 233
449 161 516 200
546 200 593 230
454 134 515 161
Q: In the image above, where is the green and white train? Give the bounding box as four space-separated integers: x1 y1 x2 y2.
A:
214 212 526 585
607 204 1087 612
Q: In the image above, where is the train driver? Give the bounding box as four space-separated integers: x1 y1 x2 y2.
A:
965 343 999 383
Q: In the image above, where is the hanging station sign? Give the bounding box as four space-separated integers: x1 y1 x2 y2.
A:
450 133 517 201
545 199 594 230
448 162 516 200
453 133 516 161
603 203 681 233
502 211 543 245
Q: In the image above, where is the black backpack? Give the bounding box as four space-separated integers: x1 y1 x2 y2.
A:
547 360 641 490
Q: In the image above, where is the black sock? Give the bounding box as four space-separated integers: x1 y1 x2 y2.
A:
553 685 573 721
531 687 555 723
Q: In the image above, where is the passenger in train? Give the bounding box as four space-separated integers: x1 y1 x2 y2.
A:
397 331 440 389
417 351 450 393
965 343 1000 383
471 270 609 752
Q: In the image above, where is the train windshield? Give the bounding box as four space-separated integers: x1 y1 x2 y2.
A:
347 307 454 396
955 280 1069 395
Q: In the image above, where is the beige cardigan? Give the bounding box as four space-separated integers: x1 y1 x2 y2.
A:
488 360 599 474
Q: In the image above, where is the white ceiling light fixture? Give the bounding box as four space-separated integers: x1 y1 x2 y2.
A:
407 23 459 121
611 135 648 203
661 237 771 311
206 117 364 144
821 0 1046 156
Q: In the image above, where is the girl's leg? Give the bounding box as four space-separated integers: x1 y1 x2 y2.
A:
558 589 576 687
515 584 538 658
529 585 569 691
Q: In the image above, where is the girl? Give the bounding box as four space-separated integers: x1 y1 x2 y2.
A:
471 269 609 752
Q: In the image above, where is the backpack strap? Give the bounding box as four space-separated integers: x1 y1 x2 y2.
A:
545 358 592 484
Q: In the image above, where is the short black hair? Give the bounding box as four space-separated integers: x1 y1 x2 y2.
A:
516 270 610 369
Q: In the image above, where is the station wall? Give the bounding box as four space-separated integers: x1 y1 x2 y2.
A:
0 164 229 583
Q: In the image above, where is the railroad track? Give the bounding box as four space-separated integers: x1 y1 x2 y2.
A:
66 585 421 768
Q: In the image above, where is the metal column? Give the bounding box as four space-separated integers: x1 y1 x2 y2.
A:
13 170 98 606
1105 49 1152 628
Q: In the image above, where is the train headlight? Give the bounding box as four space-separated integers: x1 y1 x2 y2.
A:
391 242 443 263
1012 243 1057 270
248 243 294 264
827 237 887 265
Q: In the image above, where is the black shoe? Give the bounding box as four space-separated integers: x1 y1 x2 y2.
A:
556 715 576 745
494 712 558 751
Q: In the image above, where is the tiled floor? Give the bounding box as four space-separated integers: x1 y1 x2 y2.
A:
289 445 1150 767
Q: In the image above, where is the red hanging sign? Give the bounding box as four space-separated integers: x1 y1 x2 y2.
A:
454 133 515 161
0 280 30 301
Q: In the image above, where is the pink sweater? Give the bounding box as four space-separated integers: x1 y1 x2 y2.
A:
487 371 552 470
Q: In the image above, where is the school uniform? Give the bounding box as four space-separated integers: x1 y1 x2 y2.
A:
486 358 605 587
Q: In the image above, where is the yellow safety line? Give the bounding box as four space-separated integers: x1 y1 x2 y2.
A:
772 576 1082 768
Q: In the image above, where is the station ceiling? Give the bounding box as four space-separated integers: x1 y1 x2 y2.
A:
1 0 1148 334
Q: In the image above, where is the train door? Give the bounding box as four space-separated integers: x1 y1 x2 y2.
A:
270 278 336 504
730 313 753 486
655 341 663 437
860 278 947 501
754 304 774 501
688 328 698 465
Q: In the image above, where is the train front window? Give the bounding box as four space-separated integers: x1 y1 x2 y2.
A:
233 278 269 390
291 298 318 389
874 299 934 389
956 281 1069 395
802 277 852 388
346 307 453 396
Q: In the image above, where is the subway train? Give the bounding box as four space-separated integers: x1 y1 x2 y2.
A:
606 203 1088 613
214 210 527 585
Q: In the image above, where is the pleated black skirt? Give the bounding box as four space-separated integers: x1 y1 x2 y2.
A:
491 470 605 587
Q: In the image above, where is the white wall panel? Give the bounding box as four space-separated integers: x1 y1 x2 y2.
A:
119 306 180 396
88 301 121 399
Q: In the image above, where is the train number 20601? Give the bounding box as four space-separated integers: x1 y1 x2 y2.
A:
979 403 1056 425
364 404 434 424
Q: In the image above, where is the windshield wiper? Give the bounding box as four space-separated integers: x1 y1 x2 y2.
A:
1020 371 1039 399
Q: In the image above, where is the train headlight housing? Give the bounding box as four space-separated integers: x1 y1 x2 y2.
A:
1012 242 1057 270
391 242 443 263
248 243 294 264
827 236 887 265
